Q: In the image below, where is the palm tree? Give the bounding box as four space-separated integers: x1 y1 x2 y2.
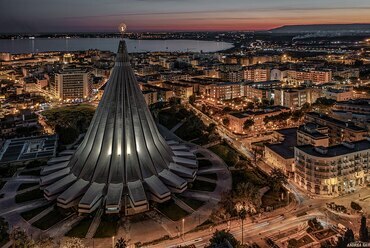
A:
243 119 254 131
222 118 230 127
238 207 247 245
115 237 128 248
207 229 240 248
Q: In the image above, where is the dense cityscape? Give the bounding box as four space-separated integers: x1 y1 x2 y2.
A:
1 1 370 248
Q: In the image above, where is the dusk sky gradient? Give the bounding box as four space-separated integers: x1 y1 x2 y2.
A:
0 0 369 33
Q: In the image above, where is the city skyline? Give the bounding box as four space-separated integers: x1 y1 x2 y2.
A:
0 0 370 33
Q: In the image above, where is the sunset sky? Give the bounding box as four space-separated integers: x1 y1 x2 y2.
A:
0 0 369 33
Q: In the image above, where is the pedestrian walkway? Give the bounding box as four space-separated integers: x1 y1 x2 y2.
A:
170 118 186 133
85 209 103 239
173 195 195 213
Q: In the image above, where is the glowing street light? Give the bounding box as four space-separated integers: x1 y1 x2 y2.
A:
182 218 185 238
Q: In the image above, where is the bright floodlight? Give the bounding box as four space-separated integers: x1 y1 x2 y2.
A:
118 23 127 35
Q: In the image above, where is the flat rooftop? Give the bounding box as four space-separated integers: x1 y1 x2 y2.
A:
0 135 57 163
266 128 297 159
296 139 370 158
306 112 366 132
298 123 328 139
230 106 289 119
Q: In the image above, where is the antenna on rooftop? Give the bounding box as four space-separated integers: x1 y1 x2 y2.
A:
118 23 127 40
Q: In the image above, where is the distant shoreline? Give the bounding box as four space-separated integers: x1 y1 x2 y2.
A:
0 38 234 54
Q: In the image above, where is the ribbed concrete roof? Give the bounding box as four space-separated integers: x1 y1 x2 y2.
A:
41 40 197 214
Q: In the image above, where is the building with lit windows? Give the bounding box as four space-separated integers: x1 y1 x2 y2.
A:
274 87 317 109
227 106 290 134
203 82 244 101
243 68 270 82
54 68 92 101
305 112 367 145
294 139 370 195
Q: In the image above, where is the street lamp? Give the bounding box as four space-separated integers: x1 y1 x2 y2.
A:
182 218 185 239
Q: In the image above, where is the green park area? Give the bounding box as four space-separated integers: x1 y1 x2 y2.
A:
209 143 239 167
43 104 95 145
157 104 219 145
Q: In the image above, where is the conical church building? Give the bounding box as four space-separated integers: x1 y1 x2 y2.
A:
40 40 197 215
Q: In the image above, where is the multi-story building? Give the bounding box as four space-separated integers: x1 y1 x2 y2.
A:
305 112 368 145
227 106 290 134
203 82 244 101
274 88 317 109
286 70 332 84
161 81 193 99
244 80 281 101
297 123 329 147
243 68 270 82
239 55 279 66
220 71 244 82
54 68 92 101
294 139 370 195
332 68 360 79
264 128 297 177
331 99 370 129
140 84 173 102
323 87 353 102
142 90 158 105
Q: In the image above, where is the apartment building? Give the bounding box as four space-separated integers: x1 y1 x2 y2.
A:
294 139 370 195
227 106 290 134
243 68 270 82
202 82 244 101
274 88 317 109
54 68 92 101
297 123 330 147
305 112 368 145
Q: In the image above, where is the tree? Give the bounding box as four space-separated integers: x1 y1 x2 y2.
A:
243 119 254 131
10 228 33 248
222 118 230 127
235 182 261 209
245 102 254 109
312 97 336 113
238 208 247 245
188 95 195 105
0 217 8 243
269 168 287 192
360 216 369 242
207 230 241 248
337 228 355 248
62 238 86 248
115 237 128 248
222 107 232 114
350 201 362 211
291 109 304 122
169 97 180 107
33 237 54 248
207 123 217 134
301 102 311 112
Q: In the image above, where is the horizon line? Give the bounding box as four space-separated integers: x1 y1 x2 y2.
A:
1 23 370 35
